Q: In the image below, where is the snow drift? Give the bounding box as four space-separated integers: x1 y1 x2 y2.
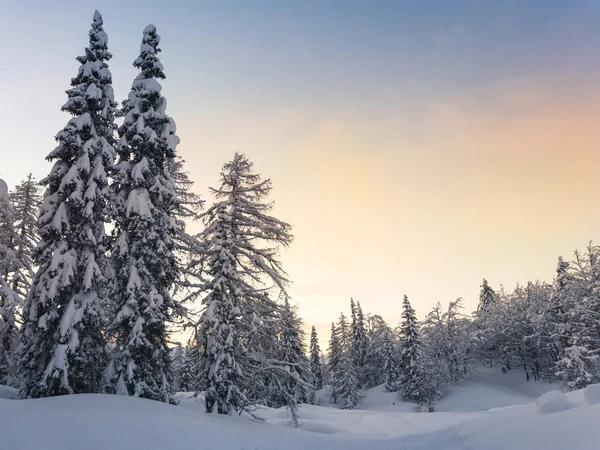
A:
2 382 600 450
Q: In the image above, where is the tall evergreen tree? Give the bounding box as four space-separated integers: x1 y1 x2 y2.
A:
309 326 323 390
195 153 293 414
8 174 42 299
350 299 368 387
19 11 115 398
0 179 21 386
106 24 179 403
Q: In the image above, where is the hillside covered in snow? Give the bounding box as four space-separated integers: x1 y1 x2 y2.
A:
2 369 599 450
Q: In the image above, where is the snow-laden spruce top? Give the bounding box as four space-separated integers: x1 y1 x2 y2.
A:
134 25 165 80
63 10 116 140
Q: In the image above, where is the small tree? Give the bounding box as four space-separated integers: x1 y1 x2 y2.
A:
398 295 437 409
382 327 398 392
350 299 369 387
556 344 600 391
9 174 42 300
309 326 323 390
330 313 361 409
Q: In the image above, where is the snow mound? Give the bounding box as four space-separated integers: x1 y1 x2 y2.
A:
0 385 19 399
0 178 8 202
536 390 571 414
584 383 600 404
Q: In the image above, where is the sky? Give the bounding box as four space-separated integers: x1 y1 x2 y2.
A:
2 0 600 341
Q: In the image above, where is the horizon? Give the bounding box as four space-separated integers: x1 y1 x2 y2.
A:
2 0 600 342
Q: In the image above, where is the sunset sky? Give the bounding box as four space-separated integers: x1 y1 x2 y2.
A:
2 0 600 339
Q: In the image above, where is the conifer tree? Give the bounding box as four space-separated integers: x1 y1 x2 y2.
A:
477 279 497 312
330 313 361 409
327 322 341 402
0 179 20 386
195 153 293 414
106 24 179 403
350 299 368 386
279 299 312 403
170 343 185 391
398 295 435 408
8 174 42 299
178 345 196 392
19 11 115 398
310 326 323 390
382 327 398 392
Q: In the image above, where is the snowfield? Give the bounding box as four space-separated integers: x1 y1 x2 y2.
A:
2 371 599 450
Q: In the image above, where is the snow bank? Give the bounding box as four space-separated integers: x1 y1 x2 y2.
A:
536 390 571 414
584 383 600 404
2 381 600 450
0 178 8 202
0 385 18 399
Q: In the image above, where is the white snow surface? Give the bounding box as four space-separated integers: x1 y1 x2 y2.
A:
2 369 599 449
535 390 571 414
583 383 600 404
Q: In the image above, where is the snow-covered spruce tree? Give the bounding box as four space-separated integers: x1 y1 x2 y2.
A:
170 343 185 391
19 11 116 398
477 279 497 312
350 298 369 387
178 344 197 392
309 326 323 390
196 203 247 413
278 298 313 404
8 174 42 299
546 256 573 361
106 24 179 403
195 153 294 414
398 295 420 389
330 312 361 409
382 326 398 392
398 295 436 409
0 179 21 386
472 278 500 367
327 321 341 402
0 180 21 288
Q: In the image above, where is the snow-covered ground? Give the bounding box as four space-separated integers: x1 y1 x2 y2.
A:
2 369 599 450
